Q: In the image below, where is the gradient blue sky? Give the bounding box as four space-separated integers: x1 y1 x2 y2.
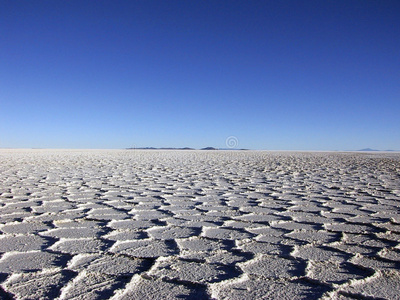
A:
1 1 399 150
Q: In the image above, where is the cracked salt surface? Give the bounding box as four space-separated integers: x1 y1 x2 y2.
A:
1 149 400 299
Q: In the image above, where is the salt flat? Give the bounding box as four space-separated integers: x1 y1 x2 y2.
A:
0 149 399 299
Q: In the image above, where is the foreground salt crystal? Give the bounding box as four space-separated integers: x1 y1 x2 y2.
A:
0 149 399 299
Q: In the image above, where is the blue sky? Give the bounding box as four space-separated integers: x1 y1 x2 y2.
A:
1 1 399 150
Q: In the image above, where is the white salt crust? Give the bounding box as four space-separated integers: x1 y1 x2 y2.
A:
0 149 399 299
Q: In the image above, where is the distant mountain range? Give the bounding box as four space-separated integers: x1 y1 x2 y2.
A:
357 148 398 152
126 147 249 150
126 147 195 150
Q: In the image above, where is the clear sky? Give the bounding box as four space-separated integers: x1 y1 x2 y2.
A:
1 1 399 150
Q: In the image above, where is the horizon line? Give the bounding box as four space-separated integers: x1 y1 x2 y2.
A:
1 147 399 153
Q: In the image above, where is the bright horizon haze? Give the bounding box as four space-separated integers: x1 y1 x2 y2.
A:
1 1 399 150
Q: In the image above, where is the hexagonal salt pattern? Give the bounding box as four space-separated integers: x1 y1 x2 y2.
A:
0 149 399 299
